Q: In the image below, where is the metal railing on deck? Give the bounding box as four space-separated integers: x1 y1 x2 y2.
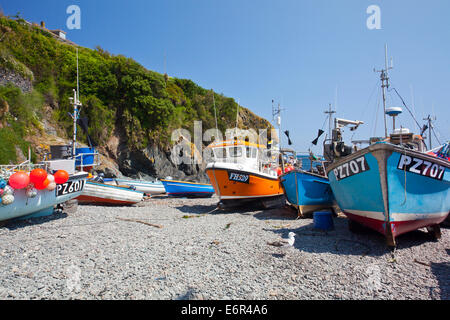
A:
0 160 49 180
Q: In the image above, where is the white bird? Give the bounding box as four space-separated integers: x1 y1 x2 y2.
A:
267 232 296 247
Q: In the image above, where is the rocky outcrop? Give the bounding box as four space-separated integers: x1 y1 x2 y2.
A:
115 145 209 183
0 68 33 93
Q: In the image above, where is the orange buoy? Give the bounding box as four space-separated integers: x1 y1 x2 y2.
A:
54 170 69 184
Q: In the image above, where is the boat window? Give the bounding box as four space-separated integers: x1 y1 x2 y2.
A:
214 148 227 158
246 147 251 158
252 148 257 158
229 147 242 157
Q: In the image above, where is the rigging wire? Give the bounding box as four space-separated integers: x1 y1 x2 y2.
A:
348 79 379 142
372 86 382 137
388 86 422 132
432 126 442 146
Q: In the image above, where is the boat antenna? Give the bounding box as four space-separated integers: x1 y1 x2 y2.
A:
423 114 437 149
272 99 285 151
76 47 79 102
235 98 240 135
324 103 336 140
374 44 393 137
70 47 82 158
212 89 218 133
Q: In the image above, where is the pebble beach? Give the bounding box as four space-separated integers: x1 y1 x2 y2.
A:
0 196 448 300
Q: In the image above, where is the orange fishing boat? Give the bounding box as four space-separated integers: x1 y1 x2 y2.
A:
205 139 285 208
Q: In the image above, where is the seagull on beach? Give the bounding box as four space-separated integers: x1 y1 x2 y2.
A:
267 232 296 247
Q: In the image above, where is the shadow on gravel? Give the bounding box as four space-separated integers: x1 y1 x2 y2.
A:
1 212 68 231
394 229 442 250
263 215 443 257
175 287 200 300
175 204 219 215
253 206 298 221
431 262 450 299
176 202 263 216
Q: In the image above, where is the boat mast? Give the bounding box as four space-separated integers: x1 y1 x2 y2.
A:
375 44 393 137
71 47 82 157
324 103 336 140
423 114 436 149
212 89 218 133
272 100 284 169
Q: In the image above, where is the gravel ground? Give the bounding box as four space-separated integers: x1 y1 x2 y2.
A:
0 195 448 300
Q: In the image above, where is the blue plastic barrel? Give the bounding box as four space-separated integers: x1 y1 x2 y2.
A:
313 211 334 231
75 147 95 166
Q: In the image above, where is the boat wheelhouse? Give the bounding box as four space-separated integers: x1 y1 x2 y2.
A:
205 139 285 208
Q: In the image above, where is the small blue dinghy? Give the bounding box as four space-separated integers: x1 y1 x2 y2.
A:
160 179 215 198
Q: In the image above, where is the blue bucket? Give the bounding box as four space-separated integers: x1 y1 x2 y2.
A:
75 147 95 166
313 211 334 231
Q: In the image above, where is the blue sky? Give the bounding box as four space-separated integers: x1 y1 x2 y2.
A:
2 0 449 152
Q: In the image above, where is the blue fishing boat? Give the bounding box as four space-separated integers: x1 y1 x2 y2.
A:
327 141 449 246
0 162 88 221
325 46 450 246
160 179 215 198
281 165 335 217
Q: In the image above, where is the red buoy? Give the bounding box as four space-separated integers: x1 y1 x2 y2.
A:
8 171 30 189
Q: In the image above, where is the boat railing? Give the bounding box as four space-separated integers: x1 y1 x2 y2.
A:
73 151 101 171
0 160 49 180
43 150 101 170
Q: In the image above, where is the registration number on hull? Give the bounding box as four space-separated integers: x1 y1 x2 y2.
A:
333 156 370 181
56 179 86 197
228 172 250 184
397 154 446 180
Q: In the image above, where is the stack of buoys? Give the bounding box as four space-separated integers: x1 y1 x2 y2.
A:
0 169 69 206
284 165 294 173
276 167 282 176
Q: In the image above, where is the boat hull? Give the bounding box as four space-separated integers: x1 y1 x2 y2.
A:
281 170 335 217
0 172 88 222
327 142 450 245
160 180 214 198
114 179 166 195
77 181 144 205
206 165 284 202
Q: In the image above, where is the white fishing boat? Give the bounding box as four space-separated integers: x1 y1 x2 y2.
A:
76 180 144 205
104 178 166 195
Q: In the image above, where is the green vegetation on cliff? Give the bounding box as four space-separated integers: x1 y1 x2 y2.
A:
0 16 272 164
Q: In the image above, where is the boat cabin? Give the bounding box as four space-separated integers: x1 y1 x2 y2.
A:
207 140 280 175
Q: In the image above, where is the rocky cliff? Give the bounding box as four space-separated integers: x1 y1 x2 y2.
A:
0 16 273 181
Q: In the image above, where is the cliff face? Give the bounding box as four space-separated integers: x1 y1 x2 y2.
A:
0 16 273 180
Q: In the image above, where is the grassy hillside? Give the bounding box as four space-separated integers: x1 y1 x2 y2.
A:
0 16 272 164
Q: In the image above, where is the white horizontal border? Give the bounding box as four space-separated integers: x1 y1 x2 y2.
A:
345 209 449 222
345 209 385 221
391 211 449 222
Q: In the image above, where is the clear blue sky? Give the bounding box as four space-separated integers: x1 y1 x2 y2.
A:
2 0 449 152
